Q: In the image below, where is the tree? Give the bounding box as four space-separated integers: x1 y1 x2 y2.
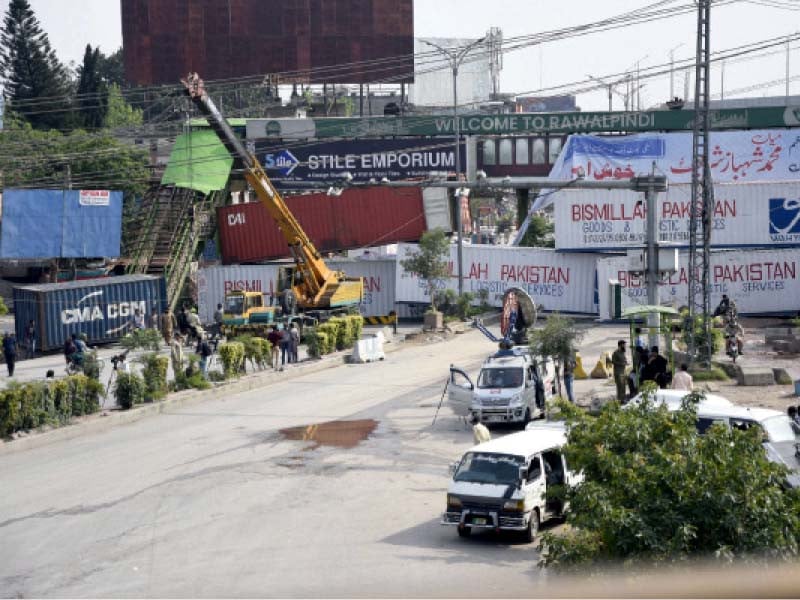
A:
528 313 584 395
0 116 149 199
97 47 124 87
519 214 555 248
75 44 105 129
0 0 70 130
539 390 800 570
400 228 451 312
104 83 142 128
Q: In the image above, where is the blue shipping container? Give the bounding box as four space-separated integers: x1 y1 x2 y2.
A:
13 275 167 351
0 189 123 259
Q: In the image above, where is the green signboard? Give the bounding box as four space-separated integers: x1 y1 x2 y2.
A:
244 105 800 140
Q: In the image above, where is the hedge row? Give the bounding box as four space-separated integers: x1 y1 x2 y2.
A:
0 375 105 438
305 315 364 358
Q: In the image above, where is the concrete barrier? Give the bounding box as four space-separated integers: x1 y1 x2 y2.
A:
737 366 776 386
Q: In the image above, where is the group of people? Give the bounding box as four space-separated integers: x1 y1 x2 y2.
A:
610 335 676 402
267 323 301 370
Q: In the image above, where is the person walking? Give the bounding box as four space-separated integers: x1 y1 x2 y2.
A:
2 332 17 376
196 335 212 379
170 332 185 378
160 308 176 346
671 363 694 391
289 322 300 363
213 303 224 337
23 319 36 359
267 325 281 371
562 350 576 403
279 327 291 368
610 339 628 402
649 346 670 389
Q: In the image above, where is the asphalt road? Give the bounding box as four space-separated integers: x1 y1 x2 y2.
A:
0 328 582 598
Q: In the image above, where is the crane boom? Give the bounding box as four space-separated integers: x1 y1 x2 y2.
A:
182 73 363 311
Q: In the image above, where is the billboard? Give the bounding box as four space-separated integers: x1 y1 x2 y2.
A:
0 189 123 259
254 138 462 187
554 182 800 251
395 244 598 314
121 0 413 85
596 248 800 316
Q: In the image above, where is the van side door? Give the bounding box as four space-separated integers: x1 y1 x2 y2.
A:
447 366 474 417
524 454 547 515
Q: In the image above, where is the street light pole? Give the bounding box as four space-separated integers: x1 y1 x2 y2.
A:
422 37 486 296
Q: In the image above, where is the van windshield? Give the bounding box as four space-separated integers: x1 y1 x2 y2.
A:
761 415 798 443
454 452 524 485
477 368 524 389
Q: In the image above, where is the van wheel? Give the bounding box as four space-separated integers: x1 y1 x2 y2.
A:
522 509 540 543
457 525 471 538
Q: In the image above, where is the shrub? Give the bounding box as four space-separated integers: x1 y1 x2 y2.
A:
218 342 245 379
234 335 267 371
139 353 169 401
317 323 338 354
477 288 491 312
0 376 103 437
680 310 723 354
82 350 103 380
690 366 729 381
328 318 348 350
538 395 800 570
455 292 475 320
348 314 364 342
115 372 146 410
120 328 162 352
304 329 325 358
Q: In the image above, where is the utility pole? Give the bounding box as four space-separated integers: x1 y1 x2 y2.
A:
788 36 792 99
421 37 486 296
633 170 668 347
688 0 714 367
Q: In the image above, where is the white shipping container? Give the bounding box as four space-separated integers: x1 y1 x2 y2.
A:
197 260 411 323
596 248 800 317
555 181 800 251
395 243 598 314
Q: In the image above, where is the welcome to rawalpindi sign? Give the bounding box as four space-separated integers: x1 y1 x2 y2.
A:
245 106 800 140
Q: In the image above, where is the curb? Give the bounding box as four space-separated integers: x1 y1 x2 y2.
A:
0 338 407 456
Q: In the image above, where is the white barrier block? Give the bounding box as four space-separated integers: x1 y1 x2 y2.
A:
352 332 386 363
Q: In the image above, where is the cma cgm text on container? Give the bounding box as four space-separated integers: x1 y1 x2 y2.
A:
196 260 419 323
596 248 800 317
395 244 597 314
554 182 800 251
13 275 167 351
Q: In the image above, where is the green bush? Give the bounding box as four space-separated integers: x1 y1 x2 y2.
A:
115 371 146 410
328 318 348 350
304 329 326 358
455 292 475 320
690 366 729 381
233 335 267 371
120 328 162 352
82 350 103 380
317 323 338 354
218 342 245 379
0 376 104 437
140 353 169 401
680 310 723 354
348 314 364 342
538 395 800 570
0 296 9 316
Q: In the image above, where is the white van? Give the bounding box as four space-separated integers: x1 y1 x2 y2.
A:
448 348 556 426
441 427 580 542
628 390 800 487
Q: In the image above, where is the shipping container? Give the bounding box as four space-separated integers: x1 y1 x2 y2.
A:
596 248 800 318
218 187 427 263
196 260 411 323
13 275 167 351
395 244 598 314
554 181 800 251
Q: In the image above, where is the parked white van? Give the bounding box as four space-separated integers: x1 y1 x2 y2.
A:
628 390 800 487
441 427 580 542
448 348 557 426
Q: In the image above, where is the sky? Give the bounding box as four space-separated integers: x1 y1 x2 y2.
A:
25 0 800 111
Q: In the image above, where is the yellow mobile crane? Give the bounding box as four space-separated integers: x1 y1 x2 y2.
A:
182 73 364 332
